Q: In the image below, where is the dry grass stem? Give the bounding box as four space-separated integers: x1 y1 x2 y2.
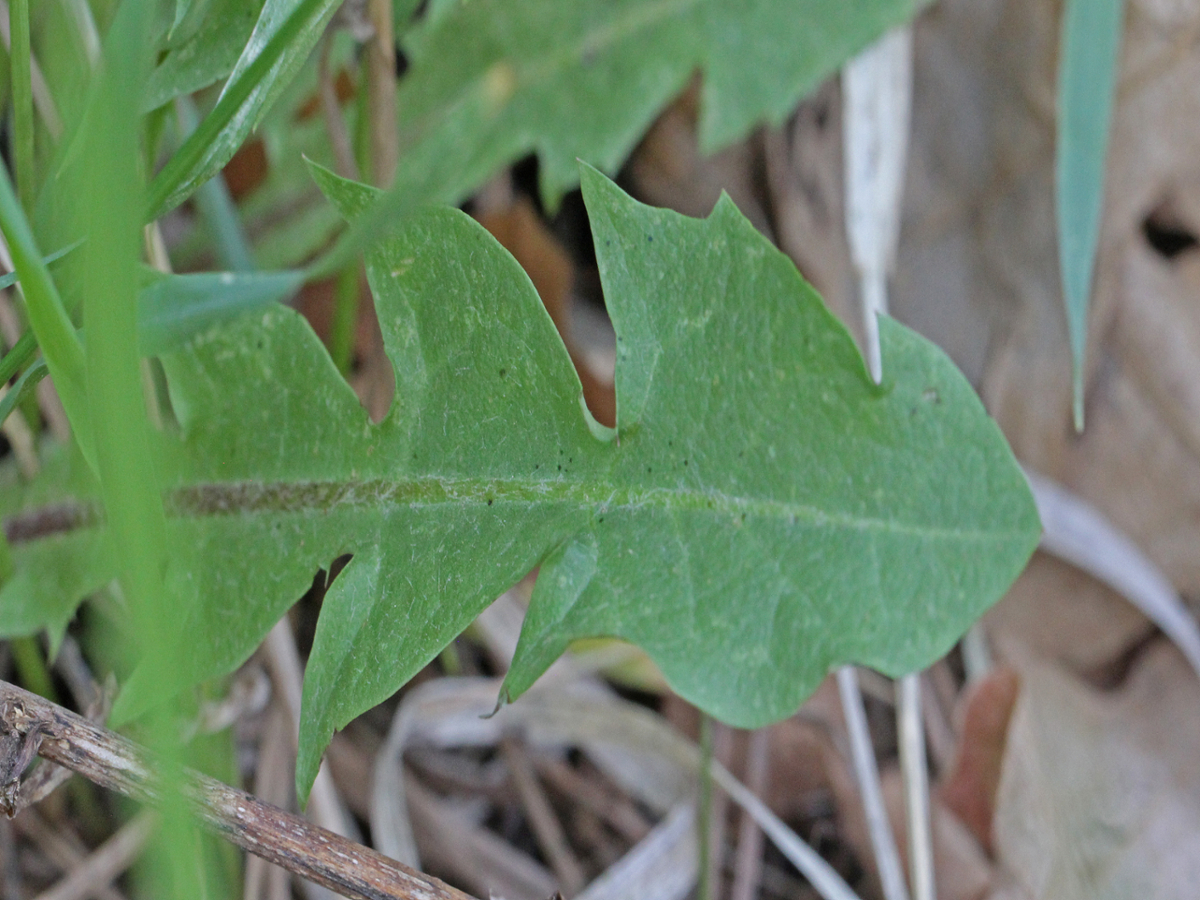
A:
13 808 130 900
29 810 155 900
501 736 586 895
318 33 360 182
365 0 398 186
535 756 653 844
729 728 770 900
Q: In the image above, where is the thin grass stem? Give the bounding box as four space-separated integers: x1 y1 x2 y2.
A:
898 674 934 900
9 0 35 208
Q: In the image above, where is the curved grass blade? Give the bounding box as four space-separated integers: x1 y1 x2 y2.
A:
0 359 48 429
0 332 37 387
1056 0 1125 430
0 166 93 471
146 0 342 219
144 0 266 112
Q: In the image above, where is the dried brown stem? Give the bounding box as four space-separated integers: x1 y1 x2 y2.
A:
13 808 130 900
0 680 479 900
534 756 652 844
729 728 770 900
318 32 360 182
364 0 398 186
500 736 585 896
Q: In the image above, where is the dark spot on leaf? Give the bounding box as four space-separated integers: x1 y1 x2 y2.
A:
646 234 654 243
487 499 493 506
683 459 688 466
499 368 507 378
922 388 940 404
557 464 562 471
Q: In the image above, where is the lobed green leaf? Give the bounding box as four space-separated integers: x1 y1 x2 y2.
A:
393 0 929 207
0 170 1038 807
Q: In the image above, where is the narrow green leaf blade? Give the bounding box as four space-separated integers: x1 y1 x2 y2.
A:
146 0 342 218
138 270 303 354
143 0 266 111
1056 0 1124 429
0 167 94 471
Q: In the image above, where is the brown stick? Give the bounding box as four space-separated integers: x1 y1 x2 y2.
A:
0 681 478 900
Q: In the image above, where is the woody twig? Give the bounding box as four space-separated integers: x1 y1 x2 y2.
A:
0 679 477 900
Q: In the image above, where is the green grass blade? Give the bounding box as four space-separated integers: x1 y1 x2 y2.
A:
0 167 93 470
9 0 35 208
0 331 37 386
1056 0 1124 429
145 0 340 219
0 358 48 429
175 97 255 272
79 0 164 623
0 239 85 293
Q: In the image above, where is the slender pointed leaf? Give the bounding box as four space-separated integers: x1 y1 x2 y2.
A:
138 270 304 354
145 0 343 218
0 166 95 471
1057 0 1124 429
0 360 48 430
143 0 267 112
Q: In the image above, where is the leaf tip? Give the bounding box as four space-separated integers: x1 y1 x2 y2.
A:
484 688 510 719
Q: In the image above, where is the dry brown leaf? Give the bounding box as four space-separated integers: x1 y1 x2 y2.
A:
937 667 1019 853
993 642 1200 899
894 0 1200 604
983 553 1153 673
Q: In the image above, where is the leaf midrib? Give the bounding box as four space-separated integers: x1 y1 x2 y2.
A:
3 474 1026 544
169 476 1017 541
